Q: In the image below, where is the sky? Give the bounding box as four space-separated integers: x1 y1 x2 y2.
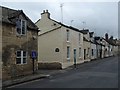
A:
1 0 119 39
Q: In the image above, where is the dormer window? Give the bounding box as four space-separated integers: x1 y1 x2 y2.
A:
16 19 27 35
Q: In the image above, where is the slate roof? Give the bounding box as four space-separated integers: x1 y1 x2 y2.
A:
51 19 84 33
1 6 38 31
36 17 84 33
106 39 119 46
89 32 94 38
80 29 89 34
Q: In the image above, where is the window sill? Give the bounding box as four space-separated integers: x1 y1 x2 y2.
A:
16 63 27 65
67 41 70 43
16 34 27 37
67 58 70 61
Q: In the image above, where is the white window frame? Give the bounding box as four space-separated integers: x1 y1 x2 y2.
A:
21 20 27 35
16 50 27 64
79 47 81 58
66 30 70 42
16 19 27 36
67 46 70 60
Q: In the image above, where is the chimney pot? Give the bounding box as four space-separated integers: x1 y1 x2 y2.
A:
43 10 45 13
46 10 48 12
105 33 109 40
41 9 50 19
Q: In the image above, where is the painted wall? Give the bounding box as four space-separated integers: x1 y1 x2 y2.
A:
38 25 84 69
36 10 84 68
36 12 61 35
38 27 63 63
113 45 119 56
90 43 96 60
101 46 105 58
61 27 84 68
83 41 91 61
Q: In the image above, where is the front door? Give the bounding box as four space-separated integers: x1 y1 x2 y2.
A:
74 49 77 65
84 49 86 60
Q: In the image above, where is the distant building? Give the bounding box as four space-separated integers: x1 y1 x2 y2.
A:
80 30 91 61
1 6 38 80
94 37 101 58
89 32 97 60
36 10 84 69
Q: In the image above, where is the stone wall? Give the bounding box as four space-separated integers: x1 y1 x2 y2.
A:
2 23 38 81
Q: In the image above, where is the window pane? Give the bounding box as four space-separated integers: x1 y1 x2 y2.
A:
23 58 27 63
23 51 27 57
67 30 70 41
55 48 59 52
79 48 81 57
92 49 94 56
67 46 70 58
16 19 21 34
16 19 21 29
16 58 21 64
22 20 26 35
22 27 25 34
17 51 21 57
16 28 21 34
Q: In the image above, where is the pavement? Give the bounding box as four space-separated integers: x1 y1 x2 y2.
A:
2 56 118 88
2 69 72 87
2 65 73 88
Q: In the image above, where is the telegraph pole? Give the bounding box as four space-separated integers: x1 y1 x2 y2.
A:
82 21 86 30
60 3 64 23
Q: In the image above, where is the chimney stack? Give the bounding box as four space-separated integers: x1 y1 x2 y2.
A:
105 33 109 40
41 9 50 19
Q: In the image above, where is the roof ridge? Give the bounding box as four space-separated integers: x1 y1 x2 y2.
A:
1 5 18 12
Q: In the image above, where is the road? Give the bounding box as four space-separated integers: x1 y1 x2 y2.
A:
7 56 118 88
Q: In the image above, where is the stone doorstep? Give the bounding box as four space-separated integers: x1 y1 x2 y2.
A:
2 74 50 88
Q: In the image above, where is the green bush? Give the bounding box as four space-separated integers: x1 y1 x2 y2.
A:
38 62 62 70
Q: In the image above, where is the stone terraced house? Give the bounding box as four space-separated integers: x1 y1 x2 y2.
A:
1 6 38 81
80 29 91 62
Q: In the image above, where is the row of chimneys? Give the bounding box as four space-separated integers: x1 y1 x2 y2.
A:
41 10 113 40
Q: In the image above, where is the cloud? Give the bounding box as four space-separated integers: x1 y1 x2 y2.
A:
2 0 119 2
1 1 118 38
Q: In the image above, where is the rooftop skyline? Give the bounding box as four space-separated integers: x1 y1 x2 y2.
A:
1 0 119 39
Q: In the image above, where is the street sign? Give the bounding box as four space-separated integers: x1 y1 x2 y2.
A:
31 51 37 59
31 50 37 74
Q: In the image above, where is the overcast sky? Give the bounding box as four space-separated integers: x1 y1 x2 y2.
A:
1 0 119 39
